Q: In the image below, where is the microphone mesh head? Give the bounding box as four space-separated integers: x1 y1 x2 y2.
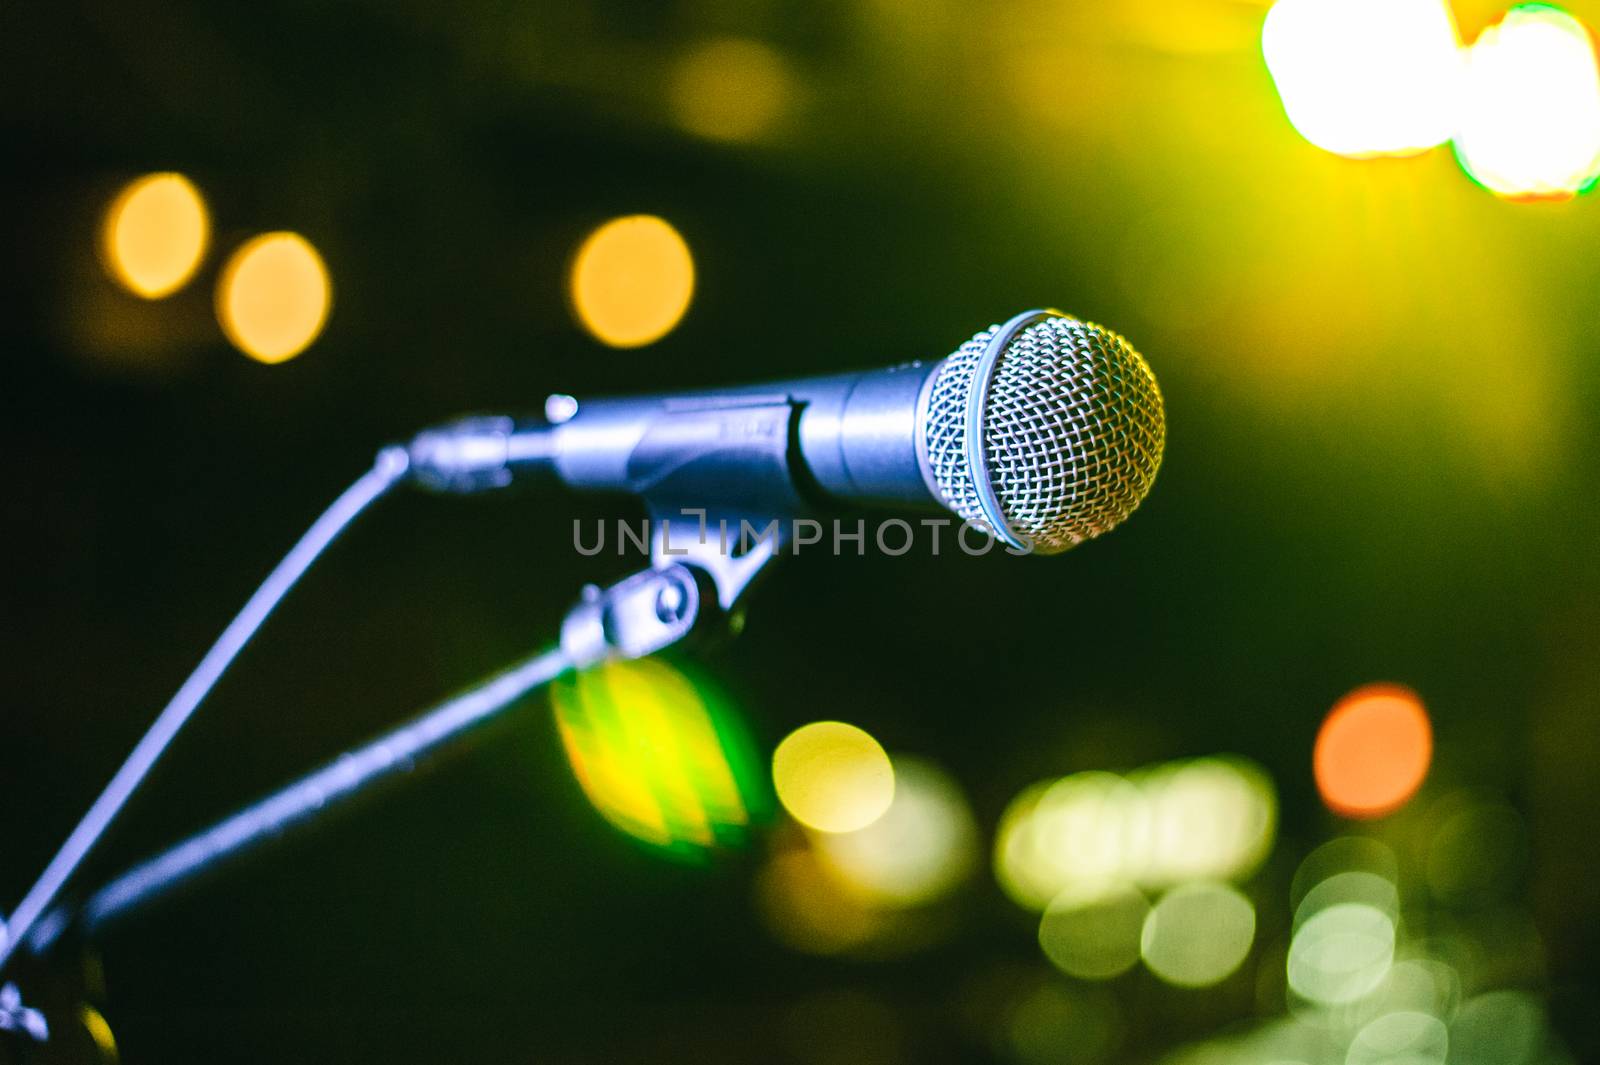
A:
920 316 1165 555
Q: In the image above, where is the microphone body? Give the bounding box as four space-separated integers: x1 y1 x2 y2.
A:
408 312 1166 555
412 362 941 515
540 361 939 508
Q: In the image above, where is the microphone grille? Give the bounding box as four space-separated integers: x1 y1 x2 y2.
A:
920 314 1165 555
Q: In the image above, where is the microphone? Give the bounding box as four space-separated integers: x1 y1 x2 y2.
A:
406 309 1165 554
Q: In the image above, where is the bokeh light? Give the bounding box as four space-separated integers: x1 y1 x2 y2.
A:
810 755 977 906
1287 901 1397 1005
1003 982 1124 1065
100 172 209 299
1426 792 1528 905
1450 990 1548 1065
670 37 796 144
552 657 766 858
215 232 331 364
772 721 894 834
1140 881 1257 988
1346 1010 1449 1065
1314 684 1432 819
1037 881 1149 981
996 756 1276 911
1262 0 1462 158
756 845 886 956
568 215 694 348
1454 4 1600 200
79 1004 117 1059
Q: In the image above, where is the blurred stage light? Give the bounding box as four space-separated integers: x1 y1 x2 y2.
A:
1262 0 1462 158
811 755 977 906
1136 756 1277 886
1450 990 1548 1065
100 173 209 299
1287 900 1396 1004
1426 792 1528 906
1290 835 1400 913
1003 983 1123 1065
569 215 694 348
670 37 795 144
1140 881 1257 988
79 1005 117 1059
756 846 884 955
995 757 1276 911
1454 4 1600 200
1038 881 1149 981
215 232 330 364
1373 958 1462 1021
1347 1010 1449 1065
772 721 894 834
552 657 765 857
1314 683 1432 819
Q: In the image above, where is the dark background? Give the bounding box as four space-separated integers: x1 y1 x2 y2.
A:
3 1 1598 1061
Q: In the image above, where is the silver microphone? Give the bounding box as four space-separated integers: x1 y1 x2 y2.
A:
407 309 1166 554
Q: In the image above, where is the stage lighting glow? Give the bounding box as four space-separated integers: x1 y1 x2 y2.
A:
812 756 977 906
1296 870 1399 928
1314 683 1432 819
1426 793 1528 905
996 772 1144 910
1138 756 1277 885
1140 882 1257 988
670 37 795 144
216 232 330 363
1262 0 1462 158
995 757 1277 911
1287 901 1396 1004
101 173 209 298
1375 959 1462 1019
569 215 694 349
772 721 894 834
79 1005 117 1059
552 657 765 857
1347 1011 1449 1065
1449 990 1547 1065
1038 881 1149 981
1290 836 1400 914
1454 4 1600 200
756 846 883 955
1004 984 1122 1065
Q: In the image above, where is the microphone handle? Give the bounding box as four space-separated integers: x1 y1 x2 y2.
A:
411 361 942 513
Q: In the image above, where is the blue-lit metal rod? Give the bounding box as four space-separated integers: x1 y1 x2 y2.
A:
29 643 574 954
0 448 412 976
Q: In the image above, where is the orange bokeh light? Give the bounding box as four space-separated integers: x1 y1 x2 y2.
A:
1313 684 1432 819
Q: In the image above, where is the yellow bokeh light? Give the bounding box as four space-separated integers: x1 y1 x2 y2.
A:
1037 881 1149 981
569 215 694 349
995 757 1277 912
772 721 894 834
100 172 209 299
552 657 764 857
1263 0 1462 158
79 1005 117 1059
215 232 331 364
670 37 796 144
756 846 886 956
811 756 977 907
1454 4 1600 200
1141 882 1257 989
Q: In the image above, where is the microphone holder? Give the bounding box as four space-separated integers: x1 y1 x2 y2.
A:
8 514 786 1044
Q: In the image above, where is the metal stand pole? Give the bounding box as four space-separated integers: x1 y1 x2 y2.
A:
22 559 713 962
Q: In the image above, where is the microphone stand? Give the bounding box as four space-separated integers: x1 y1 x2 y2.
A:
5 518 784 1043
